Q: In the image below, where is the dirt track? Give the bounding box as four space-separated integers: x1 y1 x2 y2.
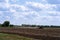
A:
0 27 60 40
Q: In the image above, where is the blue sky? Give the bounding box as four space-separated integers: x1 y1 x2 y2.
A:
0 0 60 25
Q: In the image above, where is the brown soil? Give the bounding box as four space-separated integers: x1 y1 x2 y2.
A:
0 27 60 40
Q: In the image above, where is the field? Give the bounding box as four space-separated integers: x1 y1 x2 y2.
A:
0 27 60 40
0 33 35 40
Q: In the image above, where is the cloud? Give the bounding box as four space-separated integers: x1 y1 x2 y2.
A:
10 0 17 2
0 0 60 25
5 16 10 20
26 1 57 11
9 1 60 25
0 11 3 16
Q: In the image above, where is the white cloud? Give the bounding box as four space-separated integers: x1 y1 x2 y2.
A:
5 16 10 20
0 0 29 11
8 1 60 25
9 4 29 11
0 0 10 8
0 11 3 15
9 8 16 12
5 3 10 8
0 11 3 20
5 0 9 3
48 11 60 15
19 5 29 11
26 1 57 11
0 0 60 25
11 0 17 2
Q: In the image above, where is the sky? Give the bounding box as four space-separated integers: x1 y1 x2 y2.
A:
0 0 60 25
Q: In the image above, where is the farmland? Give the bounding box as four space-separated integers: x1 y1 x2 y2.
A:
0 33 34 40
0 27 60 40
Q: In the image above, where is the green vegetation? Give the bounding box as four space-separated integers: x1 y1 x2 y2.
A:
0 33 33 40
2 21 10 27
0 21 60 28
0 21 14 27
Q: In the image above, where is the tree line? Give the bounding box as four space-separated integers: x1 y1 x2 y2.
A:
0 21 60 28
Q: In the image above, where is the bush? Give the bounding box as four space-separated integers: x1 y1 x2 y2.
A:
39 27 43 29
10 25 14 27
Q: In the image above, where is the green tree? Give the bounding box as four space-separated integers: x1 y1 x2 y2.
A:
10 24 14 27
2 21 10 27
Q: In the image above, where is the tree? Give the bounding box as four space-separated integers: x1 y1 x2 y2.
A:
10 24 14 27
2 21 10 27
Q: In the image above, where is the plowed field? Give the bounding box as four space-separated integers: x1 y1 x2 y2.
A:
0 27 60 40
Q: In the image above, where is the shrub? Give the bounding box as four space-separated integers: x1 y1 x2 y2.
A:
10 25 14 27
39 27 43 29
